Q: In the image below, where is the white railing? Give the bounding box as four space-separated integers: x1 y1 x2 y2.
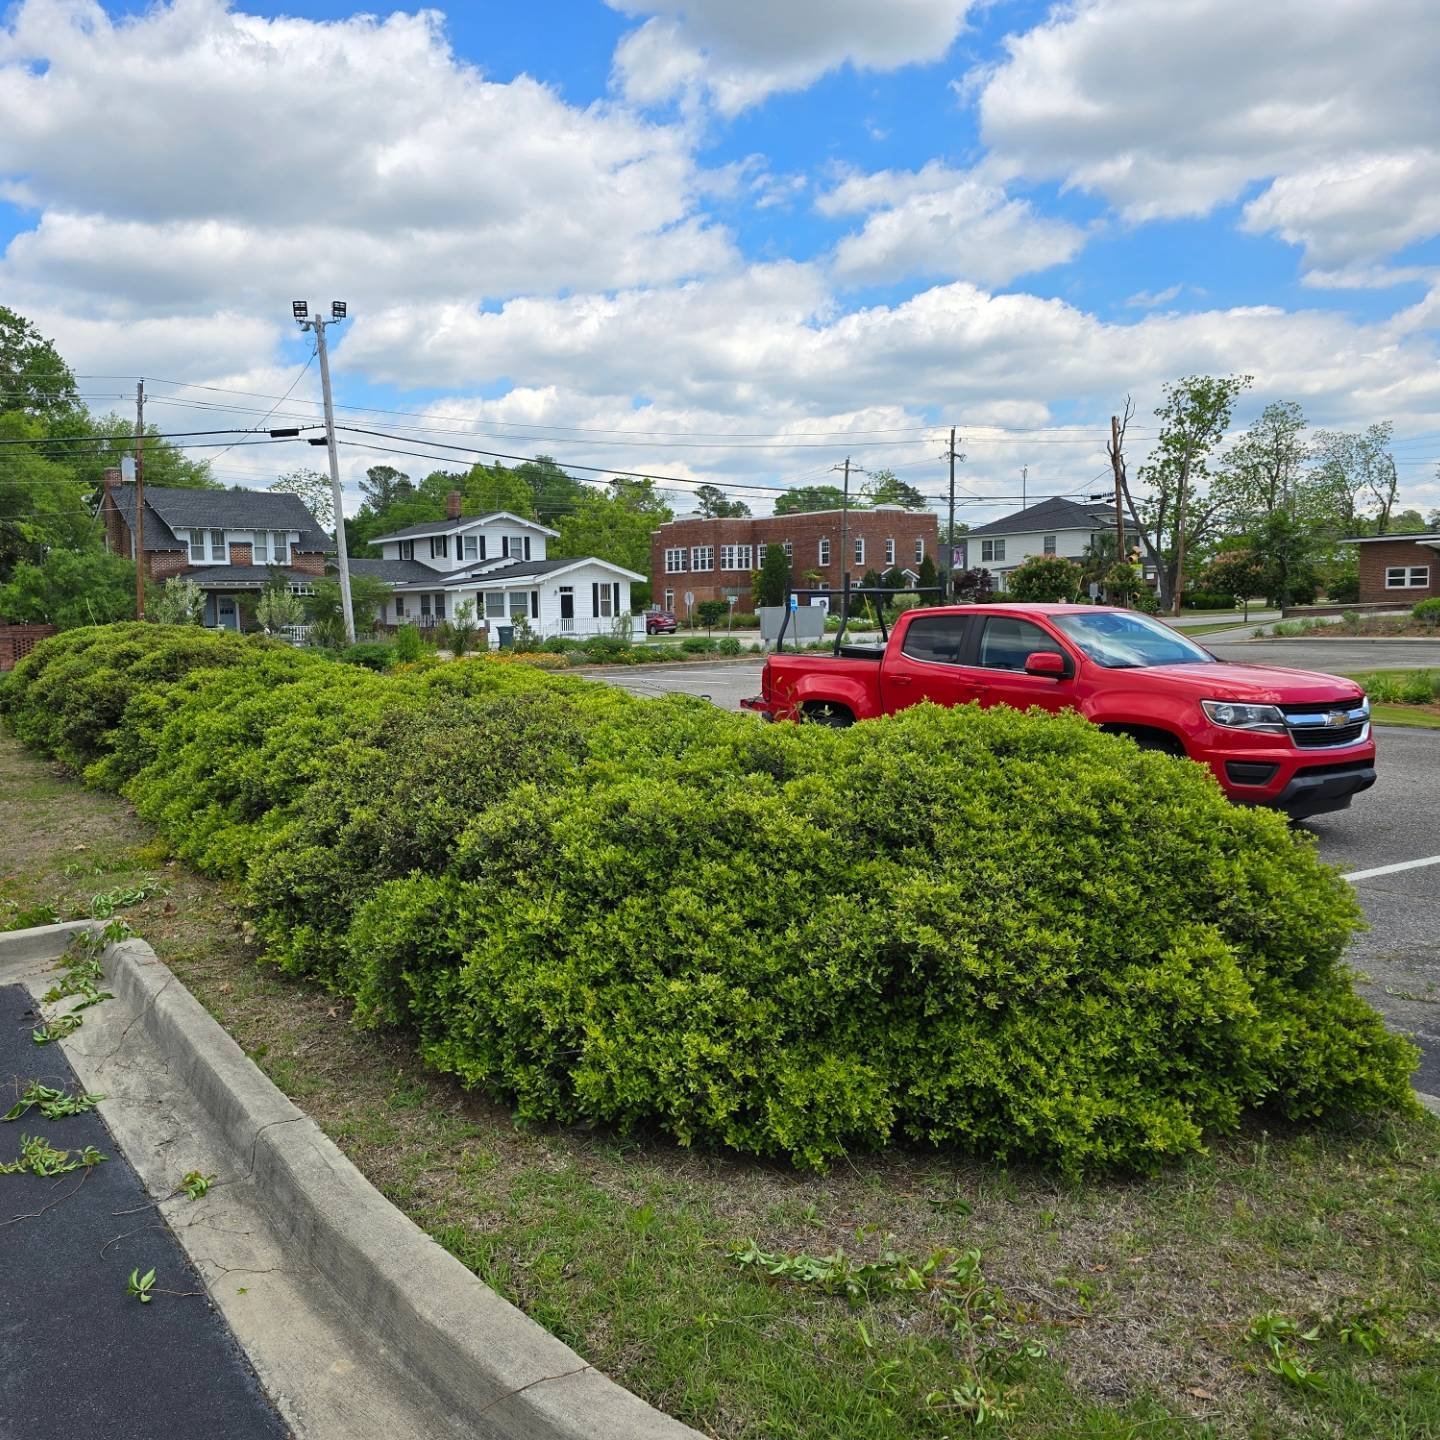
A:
280 624 310 646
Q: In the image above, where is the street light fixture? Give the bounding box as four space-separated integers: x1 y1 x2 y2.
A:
331 301 347 320
292 300 308 320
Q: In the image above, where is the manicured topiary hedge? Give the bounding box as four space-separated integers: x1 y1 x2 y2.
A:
1 624 1417 1174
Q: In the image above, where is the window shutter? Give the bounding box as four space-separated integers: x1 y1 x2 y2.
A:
592 583 600 617
478 535 486 560
523 536 531 561
612 582 619 616
501 536 509 558
530 591 539 619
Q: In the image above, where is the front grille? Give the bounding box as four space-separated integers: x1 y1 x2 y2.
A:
1292 722 1366 748
1282 701 1369 750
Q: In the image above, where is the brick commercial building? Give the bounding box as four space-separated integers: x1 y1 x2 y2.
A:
1346 533 1440 605
651 506 939 615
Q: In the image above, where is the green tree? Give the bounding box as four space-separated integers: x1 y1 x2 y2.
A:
1103 561 1144 607
1005 554 1084 602
462 462 535 519
752 540 790 608
774 484 847 515
271 468 334 531
915 553 939 599
695 599 728 630
863 469 928 509
952 567 993 602
0 413 97 582
0 306 79 424
359 465 413 512
151 576 204 625
437 598 479 656
0 548 135 628
692 483 751 519
1200 549 1264 602
515 456 588 524
1137 374 1251 612
554 479 672 574
310 574 392 639
256 569 305 633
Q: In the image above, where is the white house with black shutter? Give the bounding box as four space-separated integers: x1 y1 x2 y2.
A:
358 495 642 645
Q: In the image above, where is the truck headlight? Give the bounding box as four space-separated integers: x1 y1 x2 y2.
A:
1200 700 1288 733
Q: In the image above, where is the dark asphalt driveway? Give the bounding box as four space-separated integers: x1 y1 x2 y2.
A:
0 985 287 1440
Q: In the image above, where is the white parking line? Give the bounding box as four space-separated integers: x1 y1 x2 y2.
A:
1344 855 1440 883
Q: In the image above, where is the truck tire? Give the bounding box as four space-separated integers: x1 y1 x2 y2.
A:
1103 724 1185 757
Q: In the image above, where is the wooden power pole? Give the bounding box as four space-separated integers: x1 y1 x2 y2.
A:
135 380 146 619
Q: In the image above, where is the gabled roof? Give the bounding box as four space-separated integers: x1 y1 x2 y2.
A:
344 558 440 584
370 510 560 543
108 482 328 553
387 556 646 590
965 497 1124 539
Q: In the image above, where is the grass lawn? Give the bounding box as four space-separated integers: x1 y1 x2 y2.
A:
1171 621 1257 638
1341 672 1440 730
3 726 1439 1440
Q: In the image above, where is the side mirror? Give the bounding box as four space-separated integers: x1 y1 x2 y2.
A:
1024 650 1067 678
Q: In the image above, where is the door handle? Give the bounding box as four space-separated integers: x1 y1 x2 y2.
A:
892 674 912 684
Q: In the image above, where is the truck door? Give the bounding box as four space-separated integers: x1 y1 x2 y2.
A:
883 614 984 711
971 616 1075 714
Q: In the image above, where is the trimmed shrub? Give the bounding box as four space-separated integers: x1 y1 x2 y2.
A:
1 624 1417 1176
681 636 716 654
1413 597 1440 629
341 642 395 672
717 637 742 655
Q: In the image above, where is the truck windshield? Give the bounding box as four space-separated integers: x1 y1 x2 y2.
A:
1051 612 1214 669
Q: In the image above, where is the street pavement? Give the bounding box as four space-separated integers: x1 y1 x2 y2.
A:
0 984 288 1440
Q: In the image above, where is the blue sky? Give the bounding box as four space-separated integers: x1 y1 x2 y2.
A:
1 0 1437 519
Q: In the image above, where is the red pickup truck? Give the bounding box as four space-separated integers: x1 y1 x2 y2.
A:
741 603 1376 819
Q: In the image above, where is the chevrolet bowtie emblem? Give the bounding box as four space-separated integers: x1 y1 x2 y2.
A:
1325 710 1351 727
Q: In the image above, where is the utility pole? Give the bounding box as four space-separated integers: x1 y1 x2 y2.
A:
134 380 146 619
1109 414 1127 561
1021 465 1028 511
939 427 965 598
292 301 354 643
830 455 867 618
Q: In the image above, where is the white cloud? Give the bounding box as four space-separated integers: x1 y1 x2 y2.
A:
975 0 1440 268
609 0 973 114
820 161 1086 286
1123 284 1183 309
0 0 730 317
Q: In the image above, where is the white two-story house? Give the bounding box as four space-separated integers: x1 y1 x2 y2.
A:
356 491 643 645
957 497 1136 591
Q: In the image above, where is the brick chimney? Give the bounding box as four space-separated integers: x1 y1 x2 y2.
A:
446 490 463 520
102 466 123 491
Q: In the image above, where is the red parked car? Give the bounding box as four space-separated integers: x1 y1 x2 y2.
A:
645 610 679 635
741 604 1376 819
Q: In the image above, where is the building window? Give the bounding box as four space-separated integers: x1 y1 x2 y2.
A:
690 545 713 571
597 585 614 618
981 539 1005 563
430 535 449 560
274 531 290 564
663 588 674 611
399 540 414 561
818 538 831 566
394 596 405 617
252 531 270 564
915 537 925 563
434 593 446 619
885 538 895 565
1385 566 1430 589
509 591 528 619
782 540 793 563
853 537 865 565
720 544 752 570
1043 535 1057 555
484 592 506 619
420 594 432 617
462 534 479 561
664 547 687 573
188 530 205 563
502 533 528 560
209 529 225 562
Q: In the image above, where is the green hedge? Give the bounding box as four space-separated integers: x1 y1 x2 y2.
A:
1 624 1417 1174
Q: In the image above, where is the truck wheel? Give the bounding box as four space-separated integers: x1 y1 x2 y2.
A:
802 703 854 728
1105 725 1184 757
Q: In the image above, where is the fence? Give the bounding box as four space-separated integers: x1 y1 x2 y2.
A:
0 623 58 671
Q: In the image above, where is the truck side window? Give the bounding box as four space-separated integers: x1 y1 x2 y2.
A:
899 615 969 665
977 617 1058 671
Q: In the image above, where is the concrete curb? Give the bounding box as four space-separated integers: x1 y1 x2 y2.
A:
0 923 702 1440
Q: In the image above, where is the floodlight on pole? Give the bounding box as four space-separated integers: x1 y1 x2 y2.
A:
291 299 355 644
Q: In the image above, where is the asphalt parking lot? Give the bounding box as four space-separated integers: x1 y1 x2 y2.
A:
591 657 1440 1098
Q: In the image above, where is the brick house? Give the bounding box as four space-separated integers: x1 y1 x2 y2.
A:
99 469 328 630
651 506 938 615
1345 533 1440 606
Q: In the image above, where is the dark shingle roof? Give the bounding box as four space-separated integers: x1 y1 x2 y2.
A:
371 511 560 543
185 565 320 588
109 483 328 553
345 558 438 584
965 497 1123 539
